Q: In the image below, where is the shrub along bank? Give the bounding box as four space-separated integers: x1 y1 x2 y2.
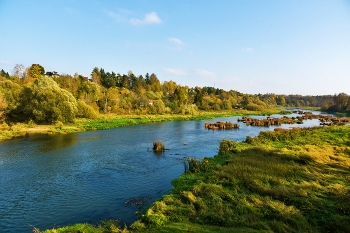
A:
40 125 350 233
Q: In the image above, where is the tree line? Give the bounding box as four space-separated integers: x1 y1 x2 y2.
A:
0 64 349 124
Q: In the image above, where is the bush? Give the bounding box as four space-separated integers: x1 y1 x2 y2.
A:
218 139 236 155
77 100 98 119
245 135 254 144
246 103 264 111
130 220 146 231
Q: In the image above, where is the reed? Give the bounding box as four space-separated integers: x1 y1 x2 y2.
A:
153 141 165 152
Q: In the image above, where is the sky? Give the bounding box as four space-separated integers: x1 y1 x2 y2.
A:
1 0 350 95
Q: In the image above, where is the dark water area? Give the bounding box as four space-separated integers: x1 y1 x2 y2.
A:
0 111 330 232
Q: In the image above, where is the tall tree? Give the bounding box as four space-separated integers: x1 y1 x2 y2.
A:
11 64 25 78
28 64 45 79
129 71 140 93
149 73 161 92
0 69 10 79
333 93 348 111
91 67 101 85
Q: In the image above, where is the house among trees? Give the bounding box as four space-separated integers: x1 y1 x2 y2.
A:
45 71 60 77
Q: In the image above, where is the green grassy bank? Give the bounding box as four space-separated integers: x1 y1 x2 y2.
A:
40 125 350 233
0 108 287 141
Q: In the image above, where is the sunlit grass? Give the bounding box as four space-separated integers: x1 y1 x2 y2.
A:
141 125 350 233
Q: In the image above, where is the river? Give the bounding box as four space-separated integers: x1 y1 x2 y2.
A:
0 111 326 232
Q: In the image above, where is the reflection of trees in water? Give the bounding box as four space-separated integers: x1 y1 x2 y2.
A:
38 133 77 153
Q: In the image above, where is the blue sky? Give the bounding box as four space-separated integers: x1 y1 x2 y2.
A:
1 0 350 95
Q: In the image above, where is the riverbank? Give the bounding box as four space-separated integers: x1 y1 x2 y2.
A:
0 108 288 141
39 124 350 233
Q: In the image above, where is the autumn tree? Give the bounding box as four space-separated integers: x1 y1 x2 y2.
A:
91 67 101 85
149 73 162 92
28 64 45 79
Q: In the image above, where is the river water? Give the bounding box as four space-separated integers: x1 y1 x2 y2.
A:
0 112 325 232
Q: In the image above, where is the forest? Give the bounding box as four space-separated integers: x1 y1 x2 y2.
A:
0 64 349 125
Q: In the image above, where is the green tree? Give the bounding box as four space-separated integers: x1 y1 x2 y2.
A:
28 64 45 79
0 80 23 121
78 81 101 104
153 99 166 114
0 93 7 122
0 69 10 79
21 77 78 123
333 93 348 111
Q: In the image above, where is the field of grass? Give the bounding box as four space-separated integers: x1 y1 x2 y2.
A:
0 108 288 141
40 125 350 233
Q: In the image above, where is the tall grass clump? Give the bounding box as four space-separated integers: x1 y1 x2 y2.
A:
153 140 165 152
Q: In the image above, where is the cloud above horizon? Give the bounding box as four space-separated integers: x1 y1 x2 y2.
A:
168 37 184 50
195 69 216 77
243 47 254 52
104 9 128 23
163 68 187 76
0 60 12 65
130 12 162 25
168 37 183 45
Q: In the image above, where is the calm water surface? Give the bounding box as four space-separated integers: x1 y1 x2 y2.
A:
0 112 325 232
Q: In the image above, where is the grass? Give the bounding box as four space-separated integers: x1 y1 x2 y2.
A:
0 108 288 141
40 125 350 233
140 125 350 233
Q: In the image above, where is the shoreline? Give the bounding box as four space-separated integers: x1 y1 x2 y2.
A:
0 109 289 141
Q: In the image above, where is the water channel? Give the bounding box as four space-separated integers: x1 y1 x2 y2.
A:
0 111 327 232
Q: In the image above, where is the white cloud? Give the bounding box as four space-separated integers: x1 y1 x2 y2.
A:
243 47 254 52
163 68 187 76
168 37 183 45
104 10 127 23
0 60 12 65
195 69 217 77
130 12 162 25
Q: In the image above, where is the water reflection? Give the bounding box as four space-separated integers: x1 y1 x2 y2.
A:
37 133 78 153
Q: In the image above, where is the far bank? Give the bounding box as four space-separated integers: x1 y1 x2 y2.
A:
0 109 289 141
